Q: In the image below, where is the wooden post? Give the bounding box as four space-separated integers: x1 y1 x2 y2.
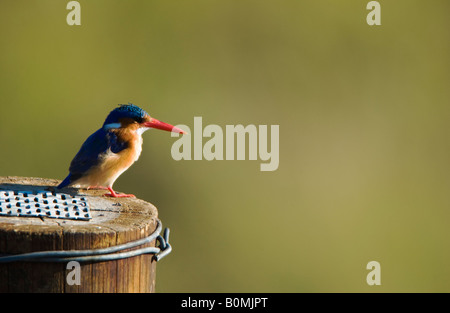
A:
0 176 159 293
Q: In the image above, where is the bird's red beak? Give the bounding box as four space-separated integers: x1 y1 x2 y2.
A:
142 118 187 134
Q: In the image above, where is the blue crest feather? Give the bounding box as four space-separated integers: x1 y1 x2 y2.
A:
103 103 149 126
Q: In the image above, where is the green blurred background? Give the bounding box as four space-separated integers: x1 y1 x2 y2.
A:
1 0 450 292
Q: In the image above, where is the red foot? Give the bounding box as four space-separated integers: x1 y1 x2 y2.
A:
104 187 135 198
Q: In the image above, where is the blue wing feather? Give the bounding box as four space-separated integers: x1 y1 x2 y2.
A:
57 128 128 188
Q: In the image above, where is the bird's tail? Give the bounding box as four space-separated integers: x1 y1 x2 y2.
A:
57 174 72 189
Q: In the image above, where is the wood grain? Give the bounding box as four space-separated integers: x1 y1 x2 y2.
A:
0 176 159 293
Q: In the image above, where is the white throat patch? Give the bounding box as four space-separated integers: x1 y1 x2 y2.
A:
136 127 150 136
134 127 150 161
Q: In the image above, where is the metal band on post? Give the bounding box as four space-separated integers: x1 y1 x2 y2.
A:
0 219 171 263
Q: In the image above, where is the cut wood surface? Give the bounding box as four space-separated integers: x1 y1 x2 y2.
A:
0 176 159 293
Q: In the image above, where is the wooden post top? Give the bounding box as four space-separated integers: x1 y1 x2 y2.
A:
0 176 160 293
0 176 158 254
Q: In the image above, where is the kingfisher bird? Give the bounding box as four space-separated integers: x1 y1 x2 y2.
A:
57 104 186 197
